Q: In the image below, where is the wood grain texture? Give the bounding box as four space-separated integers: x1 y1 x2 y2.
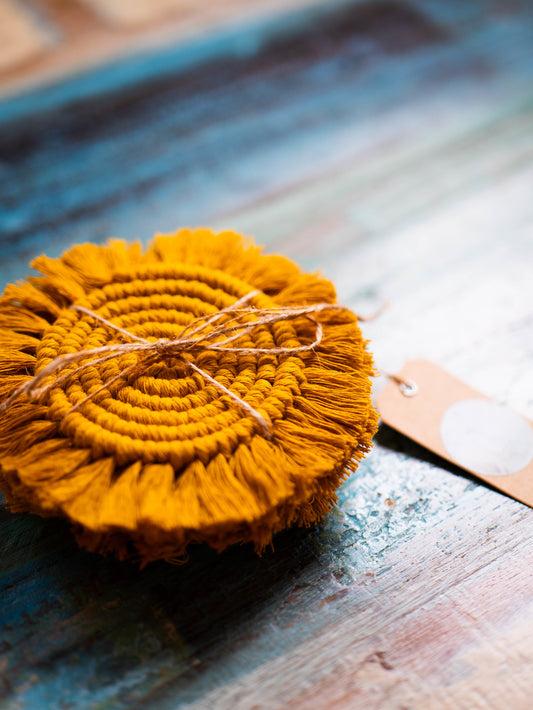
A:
0 0 330 98
1 0 533 708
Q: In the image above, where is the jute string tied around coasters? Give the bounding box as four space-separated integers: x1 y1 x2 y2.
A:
0 230 380 564
1 290 359 437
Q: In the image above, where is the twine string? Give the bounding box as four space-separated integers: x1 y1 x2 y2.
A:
0 292 356 437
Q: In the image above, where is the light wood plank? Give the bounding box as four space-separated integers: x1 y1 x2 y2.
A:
79 0 195 27
0 0 52 72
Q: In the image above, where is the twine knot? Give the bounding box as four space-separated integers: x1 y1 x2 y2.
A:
1 290 348 437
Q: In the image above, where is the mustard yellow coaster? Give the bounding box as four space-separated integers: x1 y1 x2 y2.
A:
0 229 377 564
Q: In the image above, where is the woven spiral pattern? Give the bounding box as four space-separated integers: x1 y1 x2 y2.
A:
0 230 378 564
43 265 305 467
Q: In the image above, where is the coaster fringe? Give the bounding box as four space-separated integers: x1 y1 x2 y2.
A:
0 229 378 563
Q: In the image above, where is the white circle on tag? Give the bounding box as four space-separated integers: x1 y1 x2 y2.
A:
441 398 533 477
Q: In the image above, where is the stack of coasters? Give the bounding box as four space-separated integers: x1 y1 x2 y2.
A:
0 229 377 564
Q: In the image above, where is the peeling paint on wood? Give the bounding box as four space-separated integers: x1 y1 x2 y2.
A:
1 1 533 708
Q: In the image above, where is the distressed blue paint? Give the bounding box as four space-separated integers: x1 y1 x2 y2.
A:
1 1 532 287
1 1 533 707
0 0 357 129
0 440 522 708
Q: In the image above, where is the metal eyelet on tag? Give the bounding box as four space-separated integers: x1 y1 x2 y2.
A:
399 379 418 397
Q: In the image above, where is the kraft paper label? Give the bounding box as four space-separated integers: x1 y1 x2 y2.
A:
376 360 533 507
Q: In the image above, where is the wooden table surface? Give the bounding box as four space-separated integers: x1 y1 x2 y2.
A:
1 1 533 708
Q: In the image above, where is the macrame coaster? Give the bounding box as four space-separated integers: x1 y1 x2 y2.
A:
0 229 378 564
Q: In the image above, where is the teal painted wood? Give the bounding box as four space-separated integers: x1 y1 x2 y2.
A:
1 1 533 708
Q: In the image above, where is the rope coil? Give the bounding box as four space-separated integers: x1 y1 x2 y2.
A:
0 230 378 564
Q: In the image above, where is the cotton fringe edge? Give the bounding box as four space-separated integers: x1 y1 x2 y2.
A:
0 229 378 565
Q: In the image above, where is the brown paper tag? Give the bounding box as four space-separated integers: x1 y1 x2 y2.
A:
376 360 533 507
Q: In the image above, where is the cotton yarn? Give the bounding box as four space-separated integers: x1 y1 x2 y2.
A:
0 229 378 564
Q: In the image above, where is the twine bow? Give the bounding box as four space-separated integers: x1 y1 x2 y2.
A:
0 291 353 437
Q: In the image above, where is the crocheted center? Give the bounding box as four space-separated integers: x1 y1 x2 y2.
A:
35 264 306 468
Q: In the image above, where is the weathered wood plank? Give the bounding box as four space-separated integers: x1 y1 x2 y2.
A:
0 0 54 73
1 1 532 708
0 0 344 98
